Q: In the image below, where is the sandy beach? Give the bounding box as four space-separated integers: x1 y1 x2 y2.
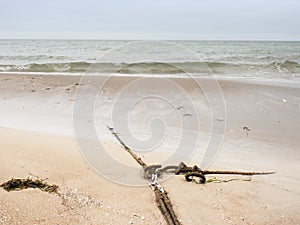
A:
1 73 300 224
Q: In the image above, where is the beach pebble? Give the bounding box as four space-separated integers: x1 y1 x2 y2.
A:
141 216 145 220
282 99 287 103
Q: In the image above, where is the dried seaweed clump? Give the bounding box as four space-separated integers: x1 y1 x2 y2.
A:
0 178 58 193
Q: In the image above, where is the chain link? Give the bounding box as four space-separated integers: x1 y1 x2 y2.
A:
144 164 179 181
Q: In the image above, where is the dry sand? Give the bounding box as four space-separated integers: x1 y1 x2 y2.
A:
0 73 300 224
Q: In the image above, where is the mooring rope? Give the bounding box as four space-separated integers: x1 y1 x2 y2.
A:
175 162 275 183
107 126 275 224
107 126 182 225
107 126 148 168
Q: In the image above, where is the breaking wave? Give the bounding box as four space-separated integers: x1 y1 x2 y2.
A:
0 60 299 76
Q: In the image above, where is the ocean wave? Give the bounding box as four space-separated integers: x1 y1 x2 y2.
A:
0 61 299 75
0 55 74 61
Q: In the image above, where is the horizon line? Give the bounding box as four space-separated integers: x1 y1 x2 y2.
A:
0 38 300 42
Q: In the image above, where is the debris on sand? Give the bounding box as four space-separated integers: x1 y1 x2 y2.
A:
0 178 58 193
243 126 251 137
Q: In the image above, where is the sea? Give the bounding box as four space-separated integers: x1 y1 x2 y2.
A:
0 39 300 79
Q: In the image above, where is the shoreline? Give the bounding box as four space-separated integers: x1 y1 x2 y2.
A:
2 71 300 83
1 73 299 143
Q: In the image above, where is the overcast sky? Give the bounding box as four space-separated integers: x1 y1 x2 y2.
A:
1 0 299 40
